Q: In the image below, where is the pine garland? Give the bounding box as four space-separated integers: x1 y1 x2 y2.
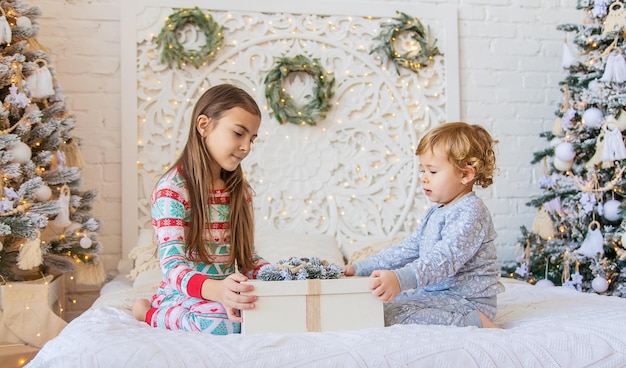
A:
370 11 442 73
256 257 343 281
264 54 335 126
156 7 223 69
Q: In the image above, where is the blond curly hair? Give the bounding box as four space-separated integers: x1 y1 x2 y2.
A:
415 122 497 188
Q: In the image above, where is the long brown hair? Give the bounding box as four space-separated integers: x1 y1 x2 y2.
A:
167 84 261 273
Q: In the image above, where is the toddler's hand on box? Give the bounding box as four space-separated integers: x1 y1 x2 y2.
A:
369 270 400 303
343 264 355 276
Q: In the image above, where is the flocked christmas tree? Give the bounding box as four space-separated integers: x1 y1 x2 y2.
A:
505 0 626 297
0 0 104 284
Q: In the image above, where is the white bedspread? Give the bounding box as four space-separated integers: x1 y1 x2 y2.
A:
27 278 626 368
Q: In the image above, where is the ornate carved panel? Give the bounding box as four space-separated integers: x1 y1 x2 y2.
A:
122 1 459 256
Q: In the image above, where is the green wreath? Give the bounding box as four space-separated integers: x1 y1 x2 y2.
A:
370 11 441 73
264 55 335 126
156 7 223 69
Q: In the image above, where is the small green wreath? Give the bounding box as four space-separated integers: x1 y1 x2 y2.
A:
156 7 224 69
264 54 335 126
370 11 442 74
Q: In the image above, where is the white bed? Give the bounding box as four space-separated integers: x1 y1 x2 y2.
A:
27 276 626 367
28 231 626 368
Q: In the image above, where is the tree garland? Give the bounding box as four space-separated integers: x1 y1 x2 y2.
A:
156 7 223 69
371 11 442 74
264 54 335 126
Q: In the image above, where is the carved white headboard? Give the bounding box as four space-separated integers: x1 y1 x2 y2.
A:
121 0 459 260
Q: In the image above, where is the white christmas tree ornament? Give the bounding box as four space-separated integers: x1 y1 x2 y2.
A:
602 1 626 35
582 107 605 128
601 123 626 162
561 40 578 69
50 184 72 229
577 221 605 258
0 8 11 44
25 59 55 99
16 233 43 270
600 50 626 83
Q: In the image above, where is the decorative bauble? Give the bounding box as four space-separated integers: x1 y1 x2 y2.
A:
16 16 31 27
582 107 604 128
34 185 52 201
554 141 576 161
9 141 32 164
591 276 609 293
79 234 92 249
553 157 573 171
603 199 622 222
535 279 555 287
622 231 626 247
0 241 3 251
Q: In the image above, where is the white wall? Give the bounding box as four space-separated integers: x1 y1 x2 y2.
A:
34 0 580 314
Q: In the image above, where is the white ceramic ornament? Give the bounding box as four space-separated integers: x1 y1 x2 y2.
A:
553 157 573 171
603 199 622 221
535 279 555 287
582 107 604 128
591 276 609 293
34 185 52 201
555 141 576 161
0 241 3 251
622 232 626 247
79 234 92 249
9 141 32 164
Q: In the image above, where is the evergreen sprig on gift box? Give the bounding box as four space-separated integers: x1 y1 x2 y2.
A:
256 257 343 281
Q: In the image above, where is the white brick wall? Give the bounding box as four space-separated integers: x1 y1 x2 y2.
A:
34 0 580 315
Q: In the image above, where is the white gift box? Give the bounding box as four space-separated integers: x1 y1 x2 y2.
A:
241 276 384 334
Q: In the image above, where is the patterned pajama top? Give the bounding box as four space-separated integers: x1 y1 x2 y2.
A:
352 192 504 326
146 167 267 334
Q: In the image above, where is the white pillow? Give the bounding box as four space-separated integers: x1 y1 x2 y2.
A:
133 268 162 289
341 233 407 263
255 230 345 266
